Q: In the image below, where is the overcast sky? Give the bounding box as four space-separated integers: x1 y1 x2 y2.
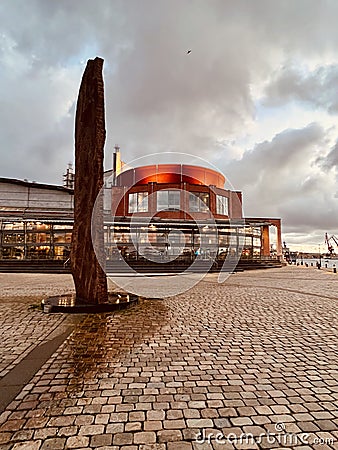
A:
1 0 338 252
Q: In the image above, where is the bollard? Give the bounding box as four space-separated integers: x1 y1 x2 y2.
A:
43 304 52 313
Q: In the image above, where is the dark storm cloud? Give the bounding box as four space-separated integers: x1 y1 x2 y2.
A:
225 123 324 192
0 0 123 66
0 0 262 181
224 123 338 233
316 141 338 171
263 64 338 113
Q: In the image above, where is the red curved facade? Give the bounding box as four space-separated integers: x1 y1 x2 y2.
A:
112 163 243 220
116 164 226 189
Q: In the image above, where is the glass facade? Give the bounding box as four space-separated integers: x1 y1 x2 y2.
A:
241 227 261 259
0 219 262 262
0 221 72 260
189 192 209 212
216 195 228 216
103 223 261 263
157 190 180 211
128 192 148 213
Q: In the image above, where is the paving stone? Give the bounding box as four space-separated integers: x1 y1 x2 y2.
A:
78 424 105 436
90 433 112 447
183 428 200 441
188 401 206 409
133 431 157 444
0 420 25 432
113 432 134 445
251 415 271 425
187 419 214 428
184 409 201 419
11 430 34 441
214 418 231 428
125 420 142 432
0 433 13 444
200 408 219 419
57 425 78 437
129 411 145 421
106 422 124 434
66 435 90 448
167 409 184 419
316 419 337 431
219 408 237 417
143 419 163 431
74 415 94 426
40 437 66 449
230 417 253 426
33 428 58 440
242 425 266 436
158 429 183 442
164 419 186 429
0 268 338 450
47 416 75 427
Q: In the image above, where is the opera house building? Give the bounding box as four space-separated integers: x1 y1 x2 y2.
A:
0 155 282 272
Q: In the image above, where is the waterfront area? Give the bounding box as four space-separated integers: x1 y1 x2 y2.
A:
0 265 337 449
294 258 338 271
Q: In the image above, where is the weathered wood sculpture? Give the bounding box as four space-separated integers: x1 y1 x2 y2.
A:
71 57 108 304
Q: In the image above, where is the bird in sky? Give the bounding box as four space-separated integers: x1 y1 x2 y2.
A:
187 50 191 54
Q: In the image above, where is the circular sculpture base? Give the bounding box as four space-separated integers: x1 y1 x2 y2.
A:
42 293 138 313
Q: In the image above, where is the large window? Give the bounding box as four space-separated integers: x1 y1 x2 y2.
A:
216 195 229 216
189 192 209 212
26 232 50 244
53 231 72 244
2 233 25 244
128 192 148 213
2 222 24 230
157 190 180 211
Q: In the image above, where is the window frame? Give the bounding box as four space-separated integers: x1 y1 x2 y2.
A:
189 192 210 212
157 190 181 211
216 194 229 216
128 192 148 213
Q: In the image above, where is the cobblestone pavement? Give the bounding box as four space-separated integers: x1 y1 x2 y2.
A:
0 266 337 449
0 299 72 378
0 272 77 378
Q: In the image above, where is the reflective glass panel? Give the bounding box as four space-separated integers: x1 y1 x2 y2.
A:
128 192 148 213
216 195 229 215
157 190 180 211
189 192 209 212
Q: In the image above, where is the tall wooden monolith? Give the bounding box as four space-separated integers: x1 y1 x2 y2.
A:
71 57 108 304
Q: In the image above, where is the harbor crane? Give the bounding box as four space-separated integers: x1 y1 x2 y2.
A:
325 233 338 255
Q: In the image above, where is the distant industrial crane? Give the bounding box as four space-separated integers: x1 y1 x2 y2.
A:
325 233 338 255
